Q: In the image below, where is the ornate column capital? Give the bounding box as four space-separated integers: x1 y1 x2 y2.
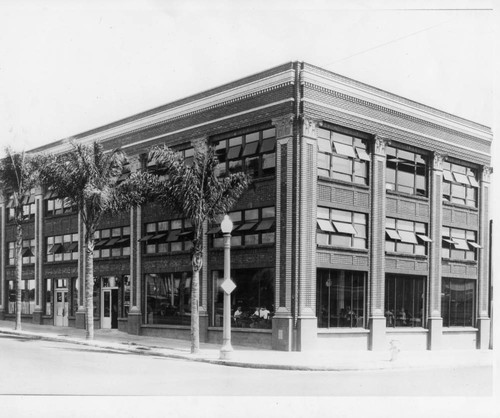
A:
481 166 493 183
272 114 295 139
301 117 320 138
432 152 446 171
373 135 390 156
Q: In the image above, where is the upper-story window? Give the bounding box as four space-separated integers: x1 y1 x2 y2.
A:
141 219 193 254
385 218 431 255
316 207 367 249
317 128 370 185
94 226 131 258
8 239 35 265
442 227 480 261
442 161 478 208
46 234 79 262
214 128 276 178
7 195 35 221
46 198 77 216
386 146 427 197
147 147 193 177
210 206 275 247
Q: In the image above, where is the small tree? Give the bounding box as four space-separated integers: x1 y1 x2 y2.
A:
128 141 249 353
0 149 40 330
38 142 142 339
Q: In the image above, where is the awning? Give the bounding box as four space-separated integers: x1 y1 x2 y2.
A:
260 138 276 153
235 222 257 232
242 141 259 157
138 235 155 242
468 241 482 249
355 147 370 161
452 238 470 250
333 142 356 158
386 229 401 240
317 138 332 153
317 219 334 232
66 242 79 252
104 237 121 247
398 230 418 244
332 222 357 235
443 170 454 182
416 234 432 243
21 247 34 257
255 219 274 231
48 243 64 254
166 230 181 242
94 239 109 247
453 172 470 185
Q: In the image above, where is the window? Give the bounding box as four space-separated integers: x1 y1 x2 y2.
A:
385 218 431 255
7 279 35 315
442 278 475 327
317 128 369 184
385 274 425 327
93 226 130 258
7 194 35 221
210 207 275 247
145 272 192 325
141 219 192 254
45 197 77 216
442 227 479 261
211 268 274 329
386 146 428 196
46 234 79 262
71 278 79 317
214 128 276 178
316 207 367 249
121 275 131 317
44 279 52 316
317 269 365 328
8 239 35 265
442 161 479 207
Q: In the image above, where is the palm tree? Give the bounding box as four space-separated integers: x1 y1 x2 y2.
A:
0 148 40 330
38 142 142 339
129 140 249 353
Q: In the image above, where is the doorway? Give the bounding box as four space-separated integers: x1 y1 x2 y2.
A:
102 288 118 329
54 290 68 327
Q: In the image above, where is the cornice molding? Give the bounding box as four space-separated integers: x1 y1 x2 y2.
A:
301 69 491 142
36 69 296 156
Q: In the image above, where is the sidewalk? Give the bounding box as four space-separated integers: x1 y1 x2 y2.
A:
0 320 493 371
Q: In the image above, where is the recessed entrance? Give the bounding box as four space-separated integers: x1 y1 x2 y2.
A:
54 290 68 327
102 288 118 329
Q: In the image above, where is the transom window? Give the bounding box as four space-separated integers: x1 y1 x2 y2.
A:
214 128 276 178
317 128 370 184
316 207 367 249
442 161 478 207
46 234 79 262
385 218 431 255
386 146 427 196
141 219 193 253
94 226 131 258
210 207 275 247
8 239 35 265
442 227 480 261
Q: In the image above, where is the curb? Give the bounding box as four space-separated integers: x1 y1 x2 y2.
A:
0 328 492 372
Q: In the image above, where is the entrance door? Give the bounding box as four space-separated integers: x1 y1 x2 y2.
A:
102 288 118 329
54 290 68 327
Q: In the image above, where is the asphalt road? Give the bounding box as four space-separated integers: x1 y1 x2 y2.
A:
0 334 492 397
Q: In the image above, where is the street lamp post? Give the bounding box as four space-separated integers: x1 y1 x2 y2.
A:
220 214 235 360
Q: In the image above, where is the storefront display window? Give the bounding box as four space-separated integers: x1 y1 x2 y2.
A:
385 274 425 327
442 278 475 327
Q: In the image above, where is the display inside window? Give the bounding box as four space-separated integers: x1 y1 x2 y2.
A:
211 268 274 329
385 274 425 327
442 161 478 207
442 227 480 261
317 128 370 184
316 207 367 249
385 218 431 255
209 207 275 247
7 279 35 315
441 278 475 327
317 269 365 328
145 272 192 325
386 146 427 196
214 128 276 178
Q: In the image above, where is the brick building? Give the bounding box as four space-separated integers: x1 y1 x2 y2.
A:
0 62 492 351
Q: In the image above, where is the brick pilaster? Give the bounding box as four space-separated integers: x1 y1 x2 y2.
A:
0 198 4 318
369 135 389 350
427 152 445 349
32 188 44 324
75 211 86 329
128 204 142 335
271 114 294 351
477 166 492 349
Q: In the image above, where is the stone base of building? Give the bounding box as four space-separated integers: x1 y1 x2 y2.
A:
369 316 386 351
272 315 293 351
0 308 5 320
199 313 208 343
427 317 443 350
477 317 491 350
127 311 142 336
296 316 318 352
75 311 86 329
32 310 43 325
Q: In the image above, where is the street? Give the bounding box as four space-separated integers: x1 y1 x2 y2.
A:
0 334 492 397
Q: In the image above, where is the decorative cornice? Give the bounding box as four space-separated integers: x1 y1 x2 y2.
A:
272 114 295 138
374 135 390 156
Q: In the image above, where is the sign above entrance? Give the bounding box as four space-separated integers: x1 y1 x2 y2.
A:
221 278 236 295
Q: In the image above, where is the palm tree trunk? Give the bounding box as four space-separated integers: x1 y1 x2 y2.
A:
190 252 202 354
15 223 23 330
85 238 95 340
